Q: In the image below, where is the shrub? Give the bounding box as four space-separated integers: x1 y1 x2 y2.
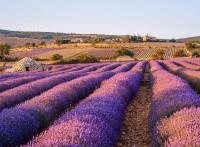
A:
55 39 71 45
2 57 18 62
131 35 143 42
0 43 11 61
169 38 176 42
51 54 63 60
173 49 188 57
113 48 134 59
76 54 99 63
122 35 131 43
153 49 165 60
192 50 200 57
185 40 200 51
25 42 36 48
64 54 99 64
38 41 46 46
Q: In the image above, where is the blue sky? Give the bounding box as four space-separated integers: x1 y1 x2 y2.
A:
0 0 200 38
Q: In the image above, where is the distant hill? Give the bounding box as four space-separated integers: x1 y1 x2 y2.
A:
0 29 117 40
177 36 200 43
0 37 46 47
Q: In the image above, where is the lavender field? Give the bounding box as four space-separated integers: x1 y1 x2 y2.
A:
0 58 200 146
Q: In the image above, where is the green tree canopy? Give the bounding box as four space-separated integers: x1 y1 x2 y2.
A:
113 48 134 59
173 49 189 57
185 40 200 51
153 49 165 60
51 54 63 60
0 44 11 61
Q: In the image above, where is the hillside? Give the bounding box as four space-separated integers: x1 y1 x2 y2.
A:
0 29 118 40
0 37 46 47
177 36 200 42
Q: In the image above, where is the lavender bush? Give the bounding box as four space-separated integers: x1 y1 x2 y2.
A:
160 60 183 73
0 72 114 146
173 60 200 70
162 60 200 92
149 61 200 146
94 63 121 72
25 62 145 147
0 75 47 92
111 62 136 73
49 65 77 72
79 63 107 72
0 71 48 80
52 64 88 72
0 72 86 111
156 107 200 146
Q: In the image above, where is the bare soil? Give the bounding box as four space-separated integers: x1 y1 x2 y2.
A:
117 65 151 147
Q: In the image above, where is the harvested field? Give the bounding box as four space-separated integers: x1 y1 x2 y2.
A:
8 42 185 60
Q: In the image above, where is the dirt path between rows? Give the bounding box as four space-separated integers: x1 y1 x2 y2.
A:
117 64 151 147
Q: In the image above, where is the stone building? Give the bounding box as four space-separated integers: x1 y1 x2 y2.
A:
7 57 44 72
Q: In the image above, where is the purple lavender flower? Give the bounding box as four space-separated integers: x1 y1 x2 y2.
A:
0 75 46 92
173 60 200 70
111 62 136 73
162 60 200 92
149 61 200 146
0 72 86 111
156 107 200 146
0 72 114 146
94 63 121 72
25 62 145 147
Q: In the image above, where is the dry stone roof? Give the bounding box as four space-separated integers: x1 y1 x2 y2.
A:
7 57 44 72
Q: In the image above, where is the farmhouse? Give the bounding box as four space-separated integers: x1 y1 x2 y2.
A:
143 35 157 42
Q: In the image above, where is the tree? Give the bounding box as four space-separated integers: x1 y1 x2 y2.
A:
131 35 143 42
55 39 71 45
153 49 165 60
39 41 46 46
25 42 36 48
169 38 176 42
173 49 189 57
185 40 200 51
192 50 200 57
77 54 99 63
51 54 63 60
113 48 134 59
0 44 11 61
32 43 36 47
65 54 99 64
122 35 131 43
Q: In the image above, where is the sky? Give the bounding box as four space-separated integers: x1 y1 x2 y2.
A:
0 0 200 39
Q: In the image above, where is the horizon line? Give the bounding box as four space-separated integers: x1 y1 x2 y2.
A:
0 28 199 40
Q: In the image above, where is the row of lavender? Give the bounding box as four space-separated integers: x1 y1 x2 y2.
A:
25 61 146 146
0 62 121 94
160 60 200 92
0 62 142 146
0 63 106 110
149 61 200 146
0 62 126 85
0 62 137 111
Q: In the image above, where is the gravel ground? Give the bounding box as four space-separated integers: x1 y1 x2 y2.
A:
117 65 151 147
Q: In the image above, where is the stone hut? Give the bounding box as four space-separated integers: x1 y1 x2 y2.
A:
7 57 44 72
